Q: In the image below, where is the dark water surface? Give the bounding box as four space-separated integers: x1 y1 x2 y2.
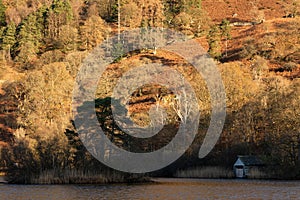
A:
0 178 299 199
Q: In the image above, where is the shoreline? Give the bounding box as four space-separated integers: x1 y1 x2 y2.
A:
1 176 300 185
0 174 152 185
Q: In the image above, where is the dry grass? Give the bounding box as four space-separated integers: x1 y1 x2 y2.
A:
202 0 286 23
26 169 149 184
247 168 267 179
32 170 108 184
174 166 235 179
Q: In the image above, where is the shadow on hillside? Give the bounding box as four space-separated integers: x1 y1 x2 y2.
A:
0 84 18 144
220 48 243 63
74 97 179 154
139 54 181 67
225 17 253 24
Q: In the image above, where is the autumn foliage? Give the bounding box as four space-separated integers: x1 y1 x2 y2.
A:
0 0 299 183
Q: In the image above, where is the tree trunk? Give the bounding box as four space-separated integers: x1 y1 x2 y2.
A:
117 0 120 42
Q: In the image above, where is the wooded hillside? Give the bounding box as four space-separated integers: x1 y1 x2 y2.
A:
0 0 299 183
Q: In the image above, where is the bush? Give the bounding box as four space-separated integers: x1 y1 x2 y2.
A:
251 56 269 80
281 62 298 72
239 39 258 59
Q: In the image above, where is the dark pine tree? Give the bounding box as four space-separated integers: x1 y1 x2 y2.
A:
0 0 6 27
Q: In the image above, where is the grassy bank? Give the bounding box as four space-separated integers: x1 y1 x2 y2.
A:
174 165 300 180
5 169 150 184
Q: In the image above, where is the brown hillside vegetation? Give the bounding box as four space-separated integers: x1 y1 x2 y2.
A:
202 0 289 22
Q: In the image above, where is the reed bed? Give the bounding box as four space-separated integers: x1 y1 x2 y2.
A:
6 169 149 184
174 166 235 179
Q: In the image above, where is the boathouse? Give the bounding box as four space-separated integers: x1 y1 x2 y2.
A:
233 155 264 178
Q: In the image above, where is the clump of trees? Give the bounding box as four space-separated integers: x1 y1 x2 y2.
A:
207 19 231 60
164 0 211 36
197 63 300 178
0 0 6 26
0 0 110 70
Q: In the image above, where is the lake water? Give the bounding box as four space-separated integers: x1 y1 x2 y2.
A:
0 178 299 199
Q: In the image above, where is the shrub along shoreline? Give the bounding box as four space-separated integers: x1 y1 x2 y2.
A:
2 165 300 184
3 169 150 184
